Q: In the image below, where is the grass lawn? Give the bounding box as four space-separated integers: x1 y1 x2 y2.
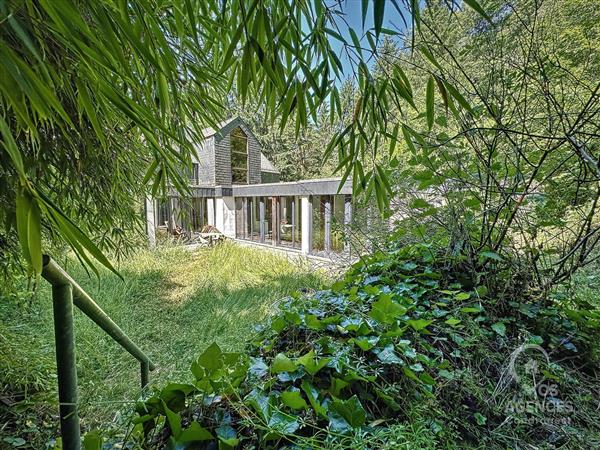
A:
0 242 324 442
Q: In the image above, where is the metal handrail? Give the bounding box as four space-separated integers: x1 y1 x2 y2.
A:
41 255 156 450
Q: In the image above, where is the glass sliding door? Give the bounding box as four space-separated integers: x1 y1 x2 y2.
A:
312 195 324 251
293 196 302 249
332 195 346 252
279 197 293 248
191 197 206 232
235 198 244 238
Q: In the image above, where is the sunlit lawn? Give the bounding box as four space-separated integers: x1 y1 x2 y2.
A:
1 242 324 431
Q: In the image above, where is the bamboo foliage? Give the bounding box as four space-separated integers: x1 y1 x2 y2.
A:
0 0 489 275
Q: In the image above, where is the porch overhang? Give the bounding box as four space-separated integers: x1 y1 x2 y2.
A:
232 177 352 197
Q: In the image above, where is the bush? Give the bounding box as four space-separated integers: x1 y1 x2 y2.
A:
0 306 57 449
124 244 600 449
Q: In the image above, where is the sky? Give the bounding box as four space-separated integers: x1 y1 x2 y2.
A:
330 0 410 76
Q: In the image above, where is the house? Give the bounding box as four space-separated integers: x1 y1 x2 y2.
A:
145 117 353 256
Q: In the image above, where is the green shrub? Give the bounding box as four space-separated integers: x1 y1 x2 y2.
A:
126 244 600 449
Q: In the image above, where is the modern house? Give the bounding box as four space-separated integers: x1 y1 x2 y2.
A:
145 117 353 256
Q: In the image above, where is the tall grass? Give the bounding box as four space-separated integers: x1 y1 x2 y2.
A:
1 242 324 439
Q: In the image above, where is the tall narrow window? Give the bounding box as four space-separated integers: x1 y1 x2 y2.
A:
231 127 248 184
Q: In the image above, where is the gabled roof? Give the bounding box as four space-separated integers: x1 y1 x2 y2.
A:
201 116 280 174
260 153 279 174
201 117 237 138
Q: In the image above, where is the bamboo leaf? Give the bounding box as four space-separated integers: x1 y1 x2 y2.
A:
444 81 473 112
426 76 435 130
16 189 32 267
28 198 43 275
0 116 26 179
463 0 493 22
361 0 369 28
374 0 385 38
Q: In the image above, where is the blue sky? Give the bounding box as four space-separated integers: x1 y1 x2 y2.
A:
330 0 409 76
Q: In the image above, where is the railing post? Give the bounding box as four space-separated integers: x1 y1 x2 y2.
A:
52 283 81 450
141 361 149 390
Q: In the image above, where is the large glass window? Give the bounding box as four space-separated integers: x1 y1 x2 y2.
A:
332 195 346 252
231 127 248 184
279 196 301 249
190 197 207 231
155 198 172 228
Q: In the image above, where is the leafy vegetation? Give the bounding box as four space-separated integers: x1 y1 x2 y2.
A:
117 244 599 449
0 0 494 276
2 1 600 448
0 243 323 448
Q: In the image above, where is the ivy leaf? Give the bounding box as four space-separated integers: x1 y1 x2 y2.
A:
329 395 366 430
162 401 182 438
215 425 239 447
245 389 271 422
301 380 327 418
305 314 324 330
369 294 406 324
419 372 436 385
178 422 213 442
270 353 297 373
268 411 299 435
407 318 433 331
271 316 286 333
373 344 404 365
445 318 462 327
297 351 330 376
248 357 269 379
491 322 506 337
352 335 379 351
281 390 308 410
402 366 421 383
197 342 223 372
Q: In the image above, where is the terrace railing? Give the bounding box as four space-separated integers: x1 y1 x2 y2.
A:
41 255 156 450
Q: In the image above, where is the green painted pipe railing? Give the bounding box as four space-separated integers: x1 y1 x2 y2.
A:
41 255 156 450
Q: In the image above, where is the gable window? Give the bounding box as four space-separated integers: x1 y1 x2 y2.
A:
231 127 248 184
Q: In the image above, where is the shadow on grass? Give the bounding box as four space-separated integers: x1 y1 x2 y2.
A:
2 244 325 433
72 254 321 424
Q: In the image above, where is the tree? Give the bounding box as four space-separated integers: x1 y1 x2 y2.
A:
372 0 600 292
230 77 357 181
0 0 493 277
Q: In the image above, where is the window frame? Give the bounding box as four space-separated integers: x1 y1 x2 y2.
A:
230 127 249 184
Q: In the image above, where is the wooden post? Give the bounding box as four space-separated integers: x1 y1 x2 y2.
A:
291 197 296 248
259 197 265 243
272 197 280 245
301 196 312 254
324 196 331 252
344 195 352 255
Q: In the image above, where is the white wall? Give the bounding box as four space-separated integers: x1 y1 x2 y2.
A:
301 195 312 254
145 197 156 247
216 196 236 237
